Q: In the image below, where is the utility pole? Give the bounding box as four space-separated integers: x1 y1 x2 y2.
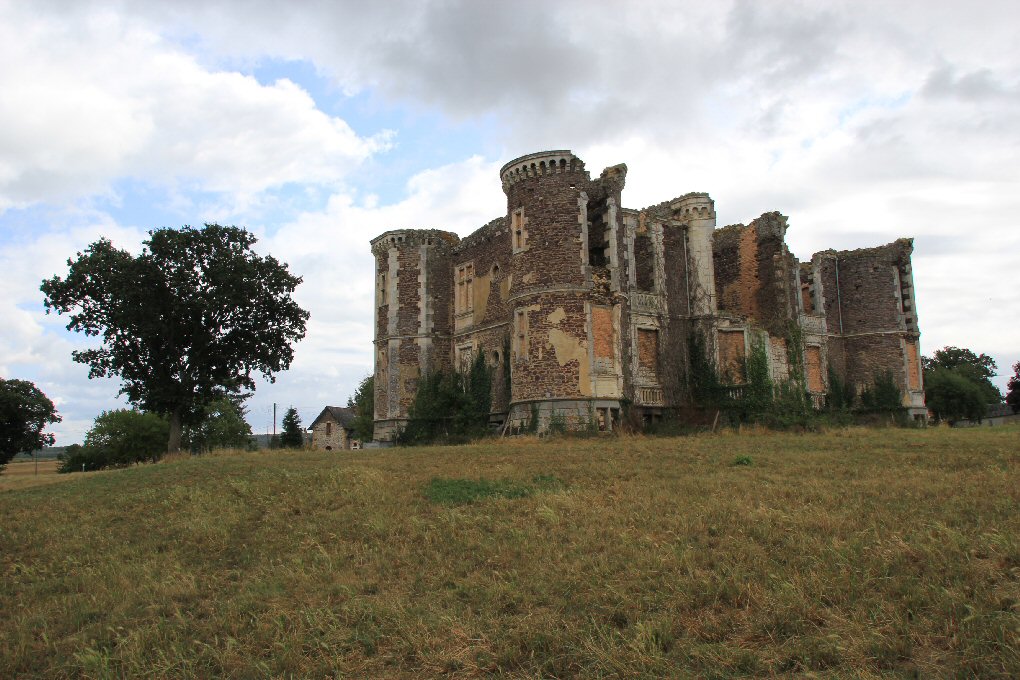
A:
273 403 277 437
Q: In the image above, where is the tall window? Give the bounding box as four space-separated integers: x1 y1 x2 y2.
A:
514 309 529 360
456 263 474 314
512 209 527 253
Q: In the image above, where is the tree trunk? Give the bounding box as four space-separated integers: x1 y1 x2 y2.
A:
167 406 184 457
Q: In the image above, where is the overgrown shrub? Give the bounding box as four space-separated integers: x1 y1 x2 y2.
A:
399 351 492 445
826 365 855 411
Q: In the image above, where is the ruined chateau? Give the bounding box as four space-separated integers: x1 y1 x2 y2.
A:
370 150 925 439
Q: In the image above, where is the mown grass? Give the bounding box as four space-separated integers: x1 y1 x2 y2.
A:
1 427 1018 678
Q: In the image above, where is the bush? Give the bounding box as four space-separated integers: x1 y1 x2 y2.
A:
59 409 169 473
924 367 987 424
399 352 492 445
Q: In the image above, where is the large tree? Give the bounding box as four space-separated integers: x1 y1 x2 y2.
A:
84 409 169 467
921 346 1002 404
0 378 61 471
41 224 308 454
923 368 987 424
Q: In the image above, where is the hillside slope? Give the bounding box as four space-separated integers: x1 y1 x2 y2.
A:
2 428 1018 678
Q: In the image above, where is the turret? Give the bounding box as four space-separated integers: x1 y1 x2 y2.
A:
499 151 605 426
672 193 717 316
369 228 458 441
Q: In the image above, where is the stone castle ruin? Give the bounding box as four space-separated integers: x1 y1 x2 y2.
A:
370 150 925 439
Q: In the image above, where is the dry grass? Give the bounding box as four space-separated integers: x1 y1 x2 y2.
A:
1 426 1018 678
0 459 70 493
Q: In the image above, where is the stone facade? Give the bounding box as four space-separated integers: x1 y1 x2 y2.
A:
309 406 358 450
370 150 926 439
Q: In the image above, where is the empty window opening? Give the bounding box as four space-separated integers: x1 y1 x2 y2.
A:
634 233 654 291
587 197 610 268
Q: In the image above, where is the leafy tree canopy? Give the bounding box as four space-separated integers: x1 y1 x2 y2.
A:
921 346 1002 403
279 406 304 448
184 396 253 453
41 224 308 454
0 378 61 470
1006 361 1020 414
347 375 374 442
924 368 987 424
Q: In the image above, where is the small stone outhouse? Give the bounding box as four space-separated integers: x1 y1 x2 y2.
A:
309 406 358 450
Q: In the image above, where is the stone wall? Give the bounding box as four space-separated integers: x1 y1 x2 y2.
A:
311 420 348 450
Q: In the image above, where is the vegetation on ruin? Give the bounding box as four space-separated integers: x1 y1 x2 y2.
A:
398 351 492 445
40 224 308 455
2 427 1017 677
682 330 902 431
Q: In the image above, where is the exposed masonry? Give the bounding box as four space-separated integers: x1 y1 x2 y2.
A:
369 150 926 439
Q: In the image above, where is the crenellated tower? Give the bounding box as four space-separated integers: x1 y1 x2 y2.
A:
500 150 626 429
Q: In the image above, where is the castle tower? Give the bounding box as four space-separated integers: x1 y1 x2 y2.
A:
814 238 925 419
671 193 717 317
369 229 458 441
501 150 620 429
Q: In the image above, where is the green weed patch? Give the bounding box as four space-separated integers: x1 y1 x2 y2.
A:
424 474 565 505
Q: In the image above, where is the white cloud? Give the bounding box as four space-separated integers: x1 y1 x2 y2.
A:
0 3 389 213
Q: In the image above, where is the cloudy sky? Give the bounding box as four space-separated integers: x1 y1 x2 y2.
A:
2 0 1017 444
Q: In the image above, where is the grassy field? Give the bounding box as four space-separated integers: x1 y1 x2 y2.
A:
1 427 1017 678
0 459 67 493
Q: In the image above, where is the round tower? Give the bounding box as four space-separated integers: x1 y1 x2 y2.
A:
500 150 600 430
672 192 717 316
369 228 458 441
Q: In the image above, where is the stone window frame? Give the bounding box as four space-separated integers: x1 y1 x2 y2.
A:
591 304 616 375
325 421 332 436
511 208 528 254
513 309 529 361
635 326 661 383
456 342 474 373
716 328 748 385
455 261 475 315
804 343 825 394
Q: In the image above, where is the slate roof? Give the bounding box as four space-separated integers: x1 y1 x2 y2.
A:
310 406 356 429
